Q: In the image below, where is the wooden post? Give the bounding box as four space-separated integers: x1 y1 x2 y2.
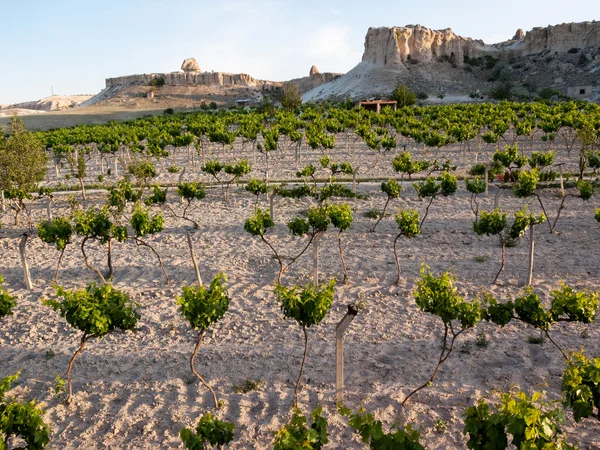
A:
484 163 489 196
527 224 535 286
313 234 322 286
269 193 275 222
558 164 565 197
336 304 358 404
19 233 33 290
0 191 4 212
186 231 203 287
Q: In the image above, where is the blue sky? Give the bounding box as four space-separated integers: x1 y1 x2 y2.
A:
2 0 598 104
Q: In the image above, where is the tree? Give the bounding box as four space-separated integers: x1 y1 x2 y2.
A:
274 280 335 407
43 283 139 404
0 372 51 449
0 117 48 225
280 82 302 112
390 84 416 107
177 273 230 409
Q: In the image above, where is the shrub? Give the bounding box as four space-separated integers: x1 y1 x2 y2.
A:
0 372 51 449
43 283 139 404
390 84 416 107
273 407 328 450
180 413 234 449
0 276 17 319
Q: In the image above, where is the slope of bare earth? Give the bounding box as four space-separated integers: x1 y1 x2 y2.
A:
0 95 93 115
0 137 599 449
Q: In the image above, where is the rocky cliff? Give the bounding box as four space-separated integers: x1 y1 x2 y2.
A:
362 25 488 67
516 21 600 55
304 21 600 102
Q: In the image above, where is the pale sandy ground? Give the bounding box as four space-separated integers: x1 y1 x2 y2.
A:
1 138 599 449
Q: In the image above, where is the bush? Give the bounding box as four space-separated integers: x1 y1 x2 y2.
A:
150 77 166 87
180 413 234 449
273 407 328 450
390 84 416 107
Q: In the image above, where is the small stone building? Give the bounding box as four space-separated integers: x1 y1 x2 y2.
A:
566 85 593 99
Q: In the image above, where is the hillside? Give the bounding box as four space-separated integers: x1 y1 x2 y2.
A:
304 22 600 102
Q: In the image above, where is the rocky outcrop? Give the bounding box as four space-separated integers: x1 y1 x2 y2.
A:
106 72 265 88
362 25 487 67
0 95 92 112
288 72 342 94
309 65 320 76
181 58 201 73
512 29 525 41
515 21 600 54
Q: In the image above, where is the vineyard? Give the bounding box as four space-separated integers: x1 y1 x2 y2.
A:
1 101 600 449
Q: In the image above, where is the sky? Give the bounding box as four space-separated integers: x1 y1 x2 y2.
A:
1 0 598 104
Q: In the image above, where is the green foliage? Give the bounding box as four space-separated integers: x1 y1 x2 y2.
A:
296 164 316 178
177 182 206 202
414 266 481 328
339 406 424 450
550 283 598 324
513 290 553 330
576 180 594 200
562 352 600 422
0 372 51 450
37 217 73 251
223 159 251 178
510 206 546 240
73 207 128 243
328 203 353 231
390 84 416 107
127 160 156 185
465 177 486 195
274 279 335 328
440 171 457 196
177 273 229 331
0 117 48 194
277 184 315 199
280 82 302 112
288 206 330 237
529 151 555 169
473 209 507 236
318 183 363 202
144 185 168 206
492 145 520 168
480 292 514 327
168 165 182 173
381 179 401 198
180 413 235 450
43 283 139 337
273 407 328 450
414 177 440 198
131 204 164 237
234 378 263 394
392 152 430 176
108 180 141 213
201 160 224 177
244 208 274 236
0 276 17 319
245 179 268 196
513 168 540 198
396 209 420 238
596 208 600 222
463 390 574 450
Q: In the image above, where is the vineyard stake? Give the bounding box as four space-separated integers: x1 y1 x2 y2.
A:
336 304 358 404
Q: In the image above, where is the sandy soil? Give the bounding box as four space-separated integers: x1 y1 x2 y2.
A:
1 139 599 449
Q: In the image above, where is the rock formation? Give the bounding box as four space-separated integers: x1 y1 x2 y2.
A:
512 29 525 40
309 65 320 76
362 25 487 67
181 58 201 73
516 22 600 54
